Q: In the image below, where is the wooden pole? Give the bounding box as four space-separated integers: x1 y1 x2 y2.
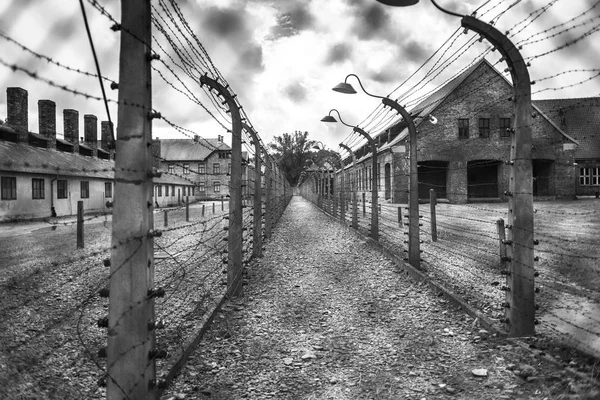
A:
202 204 205 217
107 0 156 397
163 210 168 227
497 218 506 260
76 200 84 249
430 189 437 242
265 160 272 239
200 75 243 298
185 196 189 222
362 192 366 217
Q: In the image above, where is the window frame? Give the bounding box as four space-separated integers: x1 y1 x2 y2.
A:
499 117 512 138
478 118 490 138
80 181 90 199
168 164 175 174
213 181 221 192
57 179 68 199
183 164 189 175
458 118 469 139
198 163 205 174
198 182 206 192
213 163 220 175
1 176 17 200
157 184 162 197
105 181 112 198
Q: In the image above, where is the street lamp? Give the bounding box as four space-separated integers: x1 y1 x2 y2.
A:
332 75 420 269
375 0 535 337
321 109 379 241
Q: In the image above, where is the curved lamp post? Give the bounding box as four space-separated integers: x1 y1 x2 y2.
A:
332 75 420 269
242 123 262 259
339 143 358 230
376 0 535 337
321 109 379 241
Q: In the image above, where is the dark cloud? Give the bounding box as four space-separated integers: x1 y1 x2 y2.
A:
268 4 315 39
325 43 352 65
354 4 391 40
369 69 397 84
239 44 264 72
284 83 307 103
403 40 429 63
202 7 247 40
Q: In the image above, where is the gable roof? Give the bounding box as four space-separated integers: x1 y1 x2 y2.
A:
376 58 578 148
160 138 230 161
0 139 114 179
534 97 600 159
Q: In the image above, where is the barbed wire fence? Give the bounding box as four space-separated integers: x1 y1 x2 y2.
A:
299 0 600 374
0 0 291 399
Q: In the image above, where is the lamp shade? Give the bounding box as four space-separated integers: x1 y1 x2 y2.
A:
320 115 338 123
332 82 357 94
376 0 419 6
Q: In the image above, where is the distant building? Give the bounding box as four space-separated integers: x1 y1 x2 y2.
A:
152 135 234 200
0 87 192 221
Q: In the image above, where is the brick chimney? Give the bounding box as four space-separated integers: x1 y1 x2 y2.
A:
6 87 29 142
84 114 98 157
63 109 79 153
38 99 56 149
100 120 113 150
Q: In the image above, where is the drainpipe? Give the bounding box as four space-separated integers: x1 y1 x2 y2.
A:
50 176 57 217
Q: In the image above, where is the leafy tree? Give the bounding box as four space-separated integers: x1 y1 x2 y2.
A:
268 130 316 186
268 131 343 186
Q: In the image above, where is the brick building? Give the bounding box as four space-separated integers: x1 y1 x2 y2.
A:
0 87 192 221
338 59 592 204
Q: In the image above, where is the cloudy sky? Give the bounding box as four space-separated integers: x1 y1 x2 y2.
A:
0 0 598 153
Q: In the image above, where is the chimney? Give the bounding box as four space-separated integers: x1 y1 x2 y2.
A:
84 114 98 157
38 99 56 149
217 134 223 142
100 120 113 150
63 109 79 153
6 87 29 142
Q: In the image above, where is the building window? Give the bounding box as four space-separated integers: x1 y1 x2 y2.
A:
458 118 469 139
183 164 189 175
580 167 600 186
57 180 68 199
213 181 221 192
198 163 205 174
157 185 162 197
105 182 112 198
168 164 175 174
219 151 229 159
199 182 206 192
213 163 220 175
1 177 17 200
478 118 490 138
499 118 511 137
81 181 89 199
32 178 45 199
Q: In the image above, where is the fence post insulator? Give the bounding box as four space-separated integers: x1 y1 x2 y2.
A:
147 320 164 331
148 229 162 238
501 286 510 292
148 349 168 359
500 270 511 276
148 111 161 120
534 271 539 277
504 191 513 196
535 287 541 293
533 239 539 245
103 259 111 267
501 239 513 245
98 376 107 387
110 23 121 31
148 379 168 390
147 53 161 61
502 302 510 309
106 201 113 208
99 287 109 298
534 256 540 262
98 347 107 358
147 287 166 298
97 316 109 328
501 256 512 262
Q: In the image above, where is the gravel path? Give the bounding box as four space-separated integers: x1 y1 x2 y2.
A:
164 196 597 400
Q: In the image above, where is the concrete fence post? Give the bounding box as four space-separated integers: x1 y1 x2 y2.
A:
430 189 437 242
77 200 84 249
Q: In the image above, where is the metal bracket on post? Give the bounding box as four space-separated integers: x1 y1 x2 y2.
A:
200 74 244 298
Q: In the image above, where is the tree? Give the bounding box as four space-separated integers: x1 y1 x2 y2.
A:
268 130 316 186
